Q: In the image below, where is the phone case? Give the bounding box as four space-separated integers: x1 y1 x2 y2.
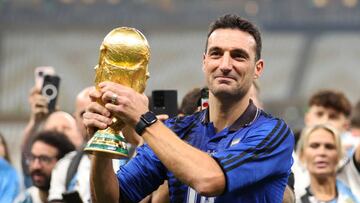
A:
34 66 55 90
41 75 60 112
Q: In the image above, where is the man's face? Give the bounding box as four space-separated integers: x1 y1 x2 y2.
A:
305 105 349 132
74 89 93 141
302 128 339 178
202 28 263 100
28 141 58 191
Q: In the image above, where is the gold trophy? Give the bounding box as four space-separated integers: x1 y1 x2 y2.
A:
84 27 150 159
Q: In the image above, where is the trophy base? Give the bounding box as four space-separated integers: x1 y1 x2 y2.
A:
84 129 129 159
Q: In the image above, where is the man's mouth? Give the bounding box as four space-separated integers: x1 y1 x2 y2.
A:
215 76 236 82
31 171 46 182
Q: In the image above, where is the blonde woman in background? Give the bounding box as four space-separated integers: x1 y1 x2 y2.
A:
296 124 359 203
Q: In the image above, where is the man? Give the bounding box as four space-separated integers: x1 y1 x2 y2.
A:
84 14 294 202
21 86 83 188
304 89 351 134
17 131 75 203
48 87 93 203
301 90 355 155
43 111 84 149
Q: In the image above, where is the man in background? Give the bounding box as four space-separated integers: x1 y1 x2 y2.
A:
16 131 74 203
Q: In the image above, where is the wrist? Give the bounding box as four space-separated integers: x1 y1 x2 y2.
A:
134 111 158 136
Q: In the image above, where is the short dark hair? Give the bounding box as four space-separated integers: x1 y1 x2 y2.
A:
205 14 262 60
31 131 75 160
308 90 352 117
179 87 202 115
351 101 360 128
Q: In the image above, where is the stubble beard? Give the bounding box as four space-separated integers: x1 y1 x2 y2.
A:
209 83 249 104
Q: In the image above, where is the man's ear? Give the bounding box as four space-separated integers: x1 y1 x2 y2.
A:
254 59 264 79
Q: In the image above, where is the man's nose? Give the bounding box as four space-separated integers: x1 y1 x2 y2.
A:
219 53 232 72
30 159 42 169
316 115 329 125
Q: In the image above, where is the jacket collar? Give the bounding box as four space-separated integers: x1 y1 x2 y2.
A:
201 99 259 132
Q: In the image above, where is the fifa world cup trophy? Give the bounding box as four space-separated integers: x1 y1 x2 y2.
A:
84 27 150 158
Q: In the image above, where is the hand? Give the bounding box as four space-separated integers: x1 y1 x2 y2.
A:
156 114 169 121
99 82 149 127
83 88 113 137
28 87 49 123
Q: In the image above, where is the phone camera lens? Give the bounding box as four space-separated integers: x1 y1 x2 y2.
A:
38 71 43 76
46 89 53 96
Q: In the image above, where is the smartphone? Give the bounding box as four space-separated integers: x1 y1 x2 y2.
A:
150 90 178 118
200 87 209 110
62 191 83 203
34 66 55 90
41 75 61 112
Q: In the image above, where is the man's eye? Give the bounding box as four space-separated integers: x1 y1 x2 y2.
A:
210 51 221 56
329 114 339 120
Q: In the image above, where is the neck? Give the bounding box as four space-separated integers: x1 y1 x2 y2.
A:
310 175 337 201
39 189 48 203
209 92 250 132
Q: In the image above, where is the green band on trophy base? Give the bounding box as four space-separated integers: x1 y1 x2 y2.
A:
84 130 129 159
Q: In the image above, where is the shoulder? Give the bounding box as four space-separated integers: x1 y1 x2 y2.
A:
164 111 204 137
0 158 17 173
336 179 360 202
53 151 77 171
247 110 293 140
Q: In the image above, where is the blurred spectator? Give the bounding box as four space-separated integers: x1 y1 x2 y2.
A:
48 87 93 203
178 87 202 116
22 110 82 189
296 124 359 202
21 86 52 188
16 131 75 203
0 133 20 203
304 89 351 132
296 89 355 155
43 111 83 149
293 89 357 198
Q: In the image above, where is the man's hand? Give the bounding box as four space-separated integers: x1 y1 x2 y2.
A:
83 88 113 137
99 82 149 127
29 87 49 122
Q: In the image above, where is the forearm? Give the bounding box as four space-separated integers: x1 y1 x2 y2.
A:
91 155 120 203
21 117 42 152
142 121 225 196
